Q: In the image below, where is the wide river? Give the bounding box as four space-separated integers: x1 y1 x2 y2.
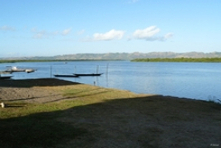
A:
1 61 221 101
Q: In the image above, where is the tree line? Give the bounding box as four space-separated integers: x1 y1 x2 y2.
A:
131 57 221 62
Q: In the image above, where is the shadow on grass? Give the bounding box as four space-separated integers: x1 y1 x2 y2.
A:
0 78 80 88
0 110 88 148
5 105 24 108
0 95 221 148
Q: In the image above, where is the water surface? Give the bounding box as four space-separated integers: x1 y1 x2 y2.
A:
1 61 221 101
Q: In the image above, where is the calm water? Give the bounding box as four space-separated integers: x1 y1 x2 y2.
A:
1 61 221 101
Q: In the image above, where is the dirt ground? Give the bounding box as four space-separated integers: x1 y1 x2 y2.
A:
0 78 78 103
0 78 220 148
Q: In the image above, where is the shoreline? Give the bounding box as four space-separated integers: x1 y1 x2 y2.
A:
0 78 212 103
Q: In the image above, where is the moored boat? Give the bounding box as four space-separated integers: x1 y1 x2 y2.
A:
5 66 25 72
25 69 36 73
0 75 12 79
5 66 36 73
73 73 103 76
54 74 79 78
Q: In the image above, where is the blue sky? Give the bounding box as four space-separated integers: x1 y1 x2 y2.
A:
0 0 221 57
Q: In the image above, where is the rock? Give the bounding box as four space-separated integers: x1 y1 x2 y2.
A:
1 102 5 108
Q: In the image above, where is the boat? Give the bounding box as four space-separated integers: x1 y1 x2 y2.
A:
0 71 11 74
73 73 103 76
54 74 79 78
0 72 12 79
0 75 12 79
5 66 36 73
5 66 25 72
25 69 36 73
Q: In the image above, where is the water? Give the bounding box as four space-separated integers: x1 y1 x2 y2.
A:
1 61 221 101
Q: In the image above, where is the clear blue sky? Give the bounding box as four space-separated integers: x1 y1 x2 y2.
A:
1 0 221 57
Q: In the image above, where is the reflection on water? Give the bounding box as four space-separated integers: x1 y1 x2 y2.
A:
1 61 221 101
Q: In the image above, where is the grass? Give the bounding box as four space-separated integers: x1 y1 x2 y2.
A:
0 82 221 148
0 85 137 118
0 99 93 148
0 107 87 148
0 85 139 148
61 84 138 104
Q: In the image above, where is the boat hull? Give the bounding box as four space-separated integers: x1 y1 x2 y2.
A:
54 74 79 78
0 76 12 79
74 73 103 76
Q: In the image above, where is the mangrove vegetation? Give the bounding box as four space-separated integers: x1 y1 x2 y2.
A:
131 57 221 62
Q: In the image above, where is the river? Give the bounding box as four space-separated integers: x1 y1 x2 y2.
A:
1 61 221 101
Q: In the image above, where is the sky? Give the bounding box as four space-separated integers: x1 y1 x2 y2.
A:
0 0 221 57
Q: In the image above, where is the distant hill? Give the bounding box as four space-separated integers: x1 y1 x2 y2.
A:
1 52 221 61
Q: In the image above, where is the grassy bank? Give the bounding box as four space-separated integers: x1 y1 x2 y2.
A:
0 79 221 148
0 81 140 147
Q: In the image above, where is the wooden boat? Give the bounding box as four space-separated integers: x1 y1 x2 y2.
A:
73 73 103 76
54 74 79 78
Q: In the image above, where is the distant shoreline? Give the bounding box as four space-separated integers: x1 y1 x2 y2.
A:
132 57 221 62
2 57 221 63
1 52 221 62
0 59 123 63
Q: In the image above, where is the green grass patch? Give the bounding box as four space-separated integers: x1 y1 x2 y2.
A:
62 85 137 104
1 79 221 148
0 111 87 148
0 101 88 148
0 86 138 148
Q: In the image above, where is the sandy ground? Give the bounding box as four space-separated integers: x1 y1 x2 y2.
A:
0 78 220 148
0 78 78 103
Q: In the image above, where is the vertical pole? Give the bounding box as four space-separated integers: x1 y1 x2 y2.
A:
96 65 99 74
106 63 109 75
50 65 52 78
106 63 109 87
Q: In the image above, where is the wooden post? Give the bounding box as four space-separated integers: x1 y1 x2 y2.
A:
106 63 109 75
50 65 52 78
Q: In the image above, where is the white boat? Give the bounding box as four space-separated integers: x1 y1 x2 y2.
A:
25 69 36 73
5 66 36 73
5 66 25 72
